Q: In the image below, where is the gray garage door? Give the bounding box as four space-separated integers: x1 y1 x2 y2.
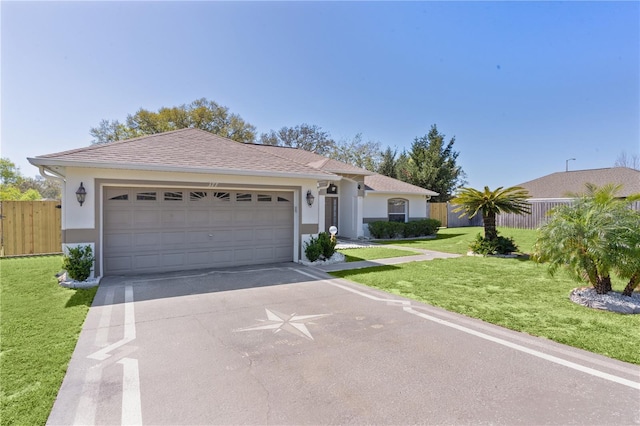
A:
104 187 294 275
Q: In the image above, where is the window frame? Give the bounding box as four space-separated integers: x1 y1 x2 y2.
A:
388 198 408 223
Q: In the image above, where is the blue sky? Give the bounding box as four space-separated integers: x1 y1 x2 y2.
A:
2 1 638 190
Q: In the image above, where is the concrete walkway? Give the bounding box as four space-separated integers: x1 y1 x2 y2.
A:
317 240 461 272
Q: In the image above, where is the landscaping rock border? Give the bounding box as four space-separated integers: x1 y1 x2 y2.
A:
569 287 640 314
56 271 101 289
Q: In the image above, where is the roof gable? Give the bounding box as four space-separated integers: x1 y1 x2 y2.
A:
251 144 373 176
364 173 439 196
517 167 640 198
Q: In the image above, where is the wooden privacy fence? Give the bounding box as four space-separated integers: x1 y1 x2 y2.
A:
497 200 640 229
0 201 62 256
428 202 483 228
433 200 640 230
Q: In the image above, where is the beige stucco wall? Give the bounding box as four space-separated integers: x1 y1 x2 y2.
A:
56 166 322 276
363 193 428 221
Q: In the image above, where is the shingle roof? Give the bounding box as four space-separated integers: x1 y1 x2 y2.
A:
30 128 438 196
30 128 336 179
251 144 373 176
517 167 640 198
364 173 439 196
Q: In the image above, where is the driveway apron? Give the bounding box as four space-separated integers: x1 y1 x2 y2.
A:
48 263 640 425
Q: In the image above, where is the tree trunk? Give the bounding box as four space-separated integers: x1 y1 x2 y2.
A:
594 275 612 294
622 273 639 297
483 212 497 242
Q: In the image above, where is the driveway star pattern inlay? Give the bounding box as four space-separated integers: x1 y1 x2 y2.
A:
235 308 331 340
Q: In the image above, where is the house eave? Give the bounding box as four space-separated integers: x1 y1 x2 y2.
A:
27 158 340 181
365 190 439 196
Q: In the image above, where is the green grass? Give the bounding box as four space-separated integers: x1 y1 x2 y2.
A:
338 247 421 262
334 227 640 365
380 226 538 255
0 256 97 426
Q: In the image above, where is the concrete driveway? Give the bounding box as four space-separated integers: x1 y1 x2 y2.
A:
48 263 640 425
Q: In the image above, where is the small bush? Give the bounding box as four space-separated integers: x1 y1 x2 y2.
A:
368 219 440 239
304 232 336 262
62 245 94 281
469 233 518 255
317 232 337 259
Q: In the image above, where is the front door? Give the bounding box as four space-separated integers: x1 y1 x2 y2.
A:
325 197 338 234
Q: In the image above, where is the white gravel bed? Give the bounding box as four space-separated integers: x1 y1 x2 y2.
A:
57 272 101 289
569 287 640 314
299 252 346 266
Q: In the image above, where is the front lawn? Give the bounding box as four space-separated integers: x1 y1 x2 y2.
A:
381 226 538 255
333 227 640 365
338 247 421 262
0 256 97 426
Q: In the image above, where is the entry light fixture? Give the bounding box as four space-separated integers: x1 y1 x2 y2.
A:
306 190 315 206
76 182 87 206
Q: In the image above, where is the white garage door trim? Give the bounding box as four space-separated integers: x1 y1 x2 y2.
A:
102 186 296 275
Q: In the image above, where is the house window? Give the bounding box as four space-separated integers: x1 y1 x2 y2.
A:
388 198 408 223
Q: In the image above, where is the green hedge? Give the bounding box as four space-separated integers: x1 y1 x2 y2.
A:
368 219 441 239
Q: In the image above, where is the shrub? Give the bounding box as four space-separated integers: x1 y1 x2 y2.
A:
469 233 518 255
317 232 337 259
368 219 440 239
304 232 336 262
62 245 94 281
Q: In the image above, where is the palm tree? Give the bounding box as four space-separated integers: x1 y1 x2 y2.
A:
451 186 531 242
533 184 640 295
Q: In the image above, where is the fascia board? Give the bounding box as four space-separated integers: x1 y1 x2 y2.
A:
365 190 440 196
28 158 340 181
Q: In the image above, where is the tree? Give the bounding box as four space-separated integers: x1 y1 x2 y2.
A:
533 184 640 295
614 151 640 170
0 158 60 200
377 147 398 178
89 119 133 144
90 98 257 144
397 124 465 201
330 134 381 172
18 175 61 199
1 157 20 185
259 123 336 156
452 186 531 242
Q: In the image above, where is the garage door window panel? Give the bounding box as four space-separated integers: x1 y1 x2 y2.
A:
164 191 183 201
190 191 208 202
213 192 230 202
136 191 157 201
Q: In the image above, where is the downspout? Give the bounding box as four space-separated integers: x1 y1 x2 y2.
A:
38 165 66 183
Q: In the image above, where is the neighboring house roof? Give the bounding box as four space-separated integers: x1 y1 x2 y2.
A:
29 128 437 196
516 167 640 199
364 173 439 196
29 128 337 180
